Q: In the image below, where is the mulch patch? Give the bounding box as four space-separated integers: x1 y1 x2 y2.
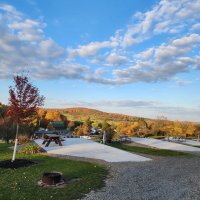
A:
0 159 36 169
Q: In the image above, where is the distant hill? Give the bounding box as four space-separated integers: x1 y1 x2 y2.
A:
45 107 138 122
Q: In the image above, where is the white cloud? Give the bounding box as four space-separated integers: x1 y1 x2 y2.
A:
67 40 117 58
195 55 200 70
115 0 200 48
0 4 21 16
136 48 154 60
155 34 200 63
105 52 128 66
118 0 180 47
28 60 89 80
60 99 155 108
175 80 192 86
172 34 200 47
8 18 45 41
0 4 89 80
1 1 200 85
191 23 200 31
93 68 106 78
65 0 200 84
38 39 64 58
95 34 200 85
8 19 40 29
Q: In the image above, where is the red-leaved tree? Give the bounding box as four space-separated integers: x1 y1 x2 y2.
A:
7 74 45 161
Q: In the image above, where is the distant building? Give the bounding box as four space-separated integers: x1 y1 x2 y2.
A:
33 121 68 138
51 121 67 130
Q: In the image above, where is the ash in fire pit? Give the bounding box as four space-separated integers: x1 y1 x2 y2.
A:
38 171 66 187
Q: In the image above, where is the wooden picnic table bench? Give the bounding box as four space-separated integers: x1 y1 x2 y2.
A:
42 134 62 147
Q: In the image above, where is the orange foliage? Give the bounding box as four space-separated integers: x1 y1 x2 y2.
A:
45 111 62 121
37 109 47 118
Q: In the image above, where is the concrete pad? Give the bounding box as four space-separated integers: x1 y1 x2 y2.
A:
131 137 200 152
182 139 200 146
35 138 151 162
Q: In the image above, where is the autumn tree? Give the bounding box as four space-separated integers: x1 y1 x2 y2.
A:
115 121 139 139
131 121 140 136
74 125 84 136
102 120 110 131
137 118 148 129
60 114 68 123
162 121 174 140
194 124 200 141
180 122 195 137
45 111 62 121
149 117 168 137
68 121 75 131
134 118 149 137
7 74 45 161
0 104 15 143
37 109 47 129
115 122 128 139
101 120 114 143
173 121 184 137
47 122 54 130
92 121 101 129
0 103 7 128
74 118 92 136
82 124 90 135
85 117 92 126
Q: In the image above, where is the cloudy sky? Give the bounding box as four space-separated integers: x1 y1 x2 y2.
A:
0 0 200 121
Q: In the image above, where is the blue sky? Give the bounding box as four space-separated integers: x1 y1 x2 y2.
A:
0 0 200 121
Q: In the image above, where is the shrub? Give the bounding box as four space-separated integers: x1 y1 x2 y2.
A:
18 134 30 144
19 144 40 154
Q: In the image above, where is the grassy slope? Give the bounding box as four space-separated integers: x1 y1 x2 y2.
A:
0 143 108 200
109 142 193 157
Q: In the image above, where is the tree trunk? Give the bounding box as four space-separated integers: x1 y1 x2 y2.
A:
103 131 106 144
5 132 9 144
38 118 41 130
12 123 19 162
198 135 200 142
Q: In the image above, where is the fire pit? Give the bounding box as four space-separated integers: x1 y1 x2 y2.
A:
42 172 62 185
38 171 65 187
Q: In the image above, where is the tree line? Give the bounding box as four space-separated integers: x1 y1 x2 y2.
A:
1 75 200 146
1 103 200 143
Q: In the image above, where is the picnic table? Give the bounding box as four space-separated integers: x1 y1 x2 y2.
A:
42 134 62 147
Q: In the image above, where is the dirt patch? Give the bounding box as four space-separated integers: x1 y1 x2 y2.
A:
0 159 36 169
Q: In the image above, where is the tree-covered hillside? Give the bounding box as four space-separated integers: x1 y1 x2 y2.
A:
46 107 138 122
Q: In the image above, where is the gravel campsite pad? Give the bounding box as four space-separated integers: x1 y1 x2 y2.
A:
84 156 200 200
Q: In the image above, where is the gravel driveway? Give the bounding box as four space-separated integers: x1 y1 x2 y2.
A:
83 156 200 200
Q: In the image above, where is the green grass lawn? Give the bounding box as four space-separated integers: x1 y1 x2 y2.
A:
109 142 193 157
0 143 108 200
